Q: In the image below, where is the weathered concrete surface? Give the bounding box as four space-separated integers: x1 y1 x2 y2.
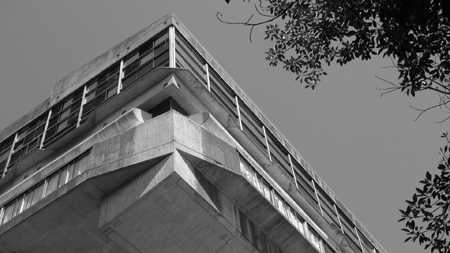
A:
0 108 151 205
0 111 320 253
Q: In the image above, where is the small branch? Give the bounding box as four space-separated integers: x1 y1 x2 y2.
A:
216 1 297 42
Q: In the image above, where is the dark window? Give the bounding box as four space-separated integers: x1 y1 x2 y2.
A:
9 112 49 167
121 30 169 90
81 63 120 122
0 136 14 177
147 97 188 118
44 88 83 147
175 30 206 83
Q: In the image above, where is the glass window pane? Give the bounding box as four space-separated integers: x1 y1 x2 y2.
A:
85 92 95 104
83 100 95 115
108 73 119 87
24 133 34 144
57 120 68 133
68 112 79 125
75 152 90 176
97 72 107 84
2 202 15 224
73 89 83 100
27 138 39 152
48 115 58 127
34 124 45 137
124 53 139 67
122 73 137 89
12 196 24 216
58 166 69 188
154 51 169 67
28 121 37 132
71 99 82 113
140 51 154 66
139 41 153 56
46 125 57 139
31 183 45 206
60 109 70 121
109 64 119 74
87 81 97 93
9 151 21 164
63 98 73 110
124 61 139 76
138 62 154 78
96 82 107 94
23 192 32 211
94 93 106 107
154 43 168 58
67 163 76 181
38 116 47 126
46 173 60 196
14 138 24 151
52 104 62 114
17 129 27 140
107 86 117 98
155 33 169 47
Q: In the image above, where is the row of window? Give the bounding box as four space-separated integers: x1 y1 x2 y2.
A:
0 150 90 225
193 49 379 253
239 156 332 253
175 30 206 83
0 29 171 175
122 32 169 89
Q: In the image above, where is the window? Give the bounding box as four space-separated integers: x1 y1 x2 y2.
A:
0 150 90 225
147 97 188 118
9 113 49 166
81 63 120 123
175 30 206 83
0 136 14 177
121 31 169 89
44 89 83 146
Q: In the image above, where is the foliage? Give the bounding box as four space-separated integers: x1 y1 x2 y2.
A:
399 132 450 253
221 0 450 252
220 0 450 105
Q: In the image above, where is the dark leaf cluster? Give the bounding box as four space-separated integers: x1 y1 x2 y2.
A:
399 132 450 252
225 0 450 100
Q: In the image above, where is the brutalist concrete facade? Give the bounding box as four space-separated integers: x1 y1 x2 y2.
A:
0 14 387 253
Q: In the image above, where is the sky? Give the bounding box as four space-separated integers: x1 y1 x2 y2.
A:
0 1 447 252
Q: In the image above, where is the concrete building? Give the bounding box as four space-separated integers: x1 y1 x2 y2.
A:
0 14 387 253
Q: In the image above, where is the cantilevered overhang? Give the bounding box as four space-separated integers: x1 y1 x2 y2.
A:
0 111 321 253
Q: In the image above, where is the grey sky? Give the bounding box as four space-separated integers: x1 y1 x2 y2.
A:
0 1 446 252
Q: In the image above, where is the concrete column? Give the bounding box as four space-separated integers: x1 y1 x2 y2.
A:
169 27 176 68
235 96 242 131
76 86 87 128
41 111 52 148
205 63 211 91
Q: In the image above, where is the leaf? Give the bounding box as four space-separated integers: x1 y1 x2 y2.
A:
426 171 432 180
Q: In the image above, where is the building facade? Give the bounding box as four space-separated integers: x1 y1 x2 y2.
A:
0 14 387 253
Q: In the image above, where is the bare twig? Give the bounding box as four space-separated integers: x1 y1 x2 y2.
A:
216 1 297 42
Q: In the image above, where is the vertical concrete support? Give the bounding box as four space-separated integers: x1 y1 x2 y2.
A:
117 60 125 94
169 26 176 68
205 64 211 91
235 96 243 131
334 204 345 233
354 227 365 252
263 126 271 161
4 132 17 177
288 154 299 189
312 180 324 216
77 86 87 128
41 111 52 148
